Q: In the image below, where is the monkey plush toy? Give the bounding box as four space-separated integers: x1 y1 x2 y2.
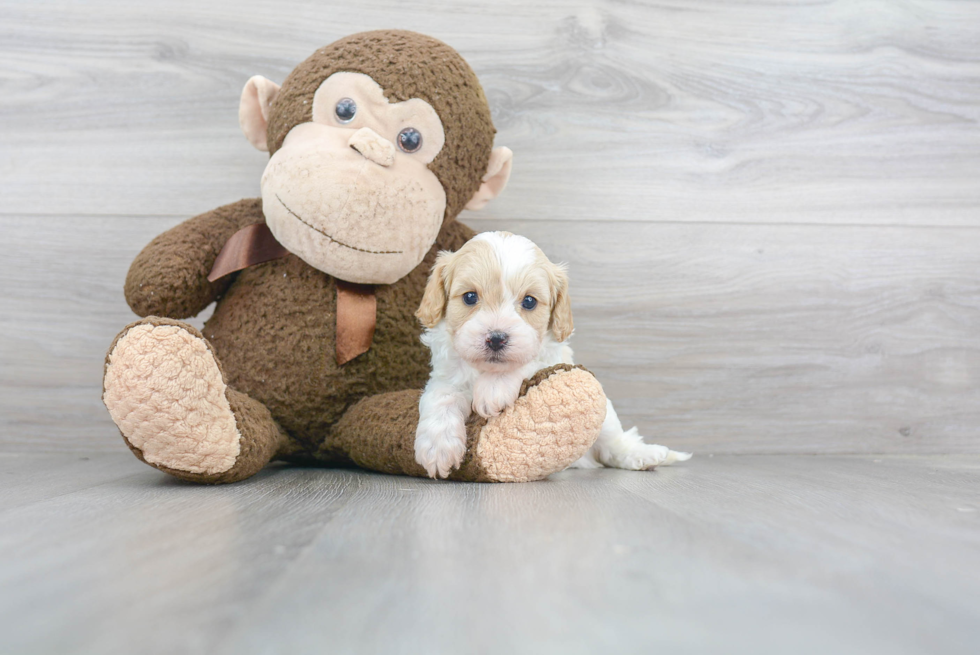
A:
102 30 607 484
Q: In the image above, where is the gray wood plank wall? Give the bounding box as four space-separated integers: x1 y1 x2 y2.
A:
2 0 979 454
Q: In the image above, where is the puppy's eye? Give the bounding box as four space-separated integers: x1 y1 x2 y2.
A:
335 98 356 123
521 296 538 310
462 291 478 306
397 127 423 153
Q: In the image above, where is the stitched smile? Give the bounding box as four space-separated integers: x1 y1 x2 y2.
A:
276 195 403 255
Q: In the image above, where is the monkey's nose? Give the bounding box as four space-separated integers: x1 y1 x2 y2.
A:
487 331 508 352
348 127 395 167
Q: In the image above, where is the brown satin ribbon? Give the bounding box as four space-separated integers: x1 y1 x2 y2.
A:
335 281 377 365
208 222 376 365
207 223 289 282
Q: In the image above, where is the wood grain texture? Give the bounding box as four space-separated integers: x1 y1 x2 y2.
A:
1 0 979 224
0 453 977 654
4 215 980 454
2 0 980 455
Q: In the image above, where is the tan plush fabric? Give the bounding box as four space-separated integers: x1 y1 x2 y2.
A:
259 121 448 285
460 365 606 482
347 126 396 167
265 30 495 225
464 146 514 211
239 75 281 151
103 321 241 474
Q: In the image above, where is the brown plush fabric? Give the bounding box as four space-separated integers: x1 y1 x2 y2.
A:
325 388 429 477
111 217 477 480
125 198 265 319
266 30 495 225
198 214 475 455
119 209 472 450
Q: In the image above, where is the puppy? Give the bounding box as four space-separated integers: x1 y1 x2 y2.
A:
413 231 692 479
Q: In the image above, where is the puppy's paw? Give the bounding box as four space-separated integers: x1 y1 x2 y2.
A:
472 379 522 419
414 421 467 479
472 395 506 419
620 443 693 470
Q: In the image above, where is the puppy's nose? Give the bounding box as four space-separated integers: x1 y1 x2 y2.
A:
487 331 508 352
348 127 395 167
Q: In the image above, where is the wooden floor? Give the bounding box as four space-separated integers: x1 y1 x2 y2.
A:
0 452 977 654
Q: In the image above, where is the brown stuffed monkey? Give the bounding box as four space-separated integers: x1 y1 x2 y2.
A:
102 30 607 484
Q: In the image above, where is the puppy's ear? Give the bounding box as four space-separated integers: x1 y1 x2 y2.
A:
416 251 453 328
548 263 574 342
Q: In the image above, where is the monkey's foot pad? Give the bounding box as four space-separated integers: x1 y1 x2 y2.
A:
103 319 242 475
461 365 607 483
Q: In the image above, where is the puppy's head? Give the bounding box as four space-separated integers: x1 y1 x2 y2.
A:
416 231 573 371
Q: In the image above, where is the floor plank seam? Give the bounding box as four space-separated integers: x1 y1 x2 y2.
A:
6 212 980 231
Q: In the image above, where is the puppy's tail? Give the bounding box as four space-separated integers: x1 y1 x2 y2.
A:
660 449 693 466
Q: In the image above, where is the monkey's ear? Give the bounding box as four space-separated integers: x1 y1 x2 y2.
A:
416 252 453 328
239 75 282 151
464 147 514 211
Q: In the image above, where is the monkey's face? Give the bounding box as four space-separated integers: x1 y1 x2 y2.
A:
260 72 448 285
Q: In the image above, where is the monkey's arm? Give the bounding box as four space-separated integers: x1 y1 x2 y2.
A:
124 198 265 319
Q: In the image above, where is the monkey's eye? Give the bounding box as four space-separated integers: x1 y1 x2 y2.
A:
335 98 357 123
462 291 478 306
397 127 423 153
521 296 538 310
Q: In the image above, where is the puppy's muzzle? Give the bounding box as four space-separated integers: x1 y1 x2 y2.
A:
486 331 508 352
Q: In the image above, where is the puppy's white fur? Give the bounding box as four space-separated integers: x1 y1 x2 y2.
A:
414 231 691 479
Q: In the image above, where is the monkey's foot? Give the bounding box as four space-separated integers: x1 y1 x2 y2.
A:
102 317 283 483
455 364 607 482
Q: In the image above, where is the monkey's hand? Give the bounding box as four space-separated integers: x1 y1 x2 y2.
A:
125 198 264 318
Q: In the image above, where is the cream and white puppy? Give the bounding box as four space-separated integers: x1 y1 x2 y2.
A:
414 231 691 479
